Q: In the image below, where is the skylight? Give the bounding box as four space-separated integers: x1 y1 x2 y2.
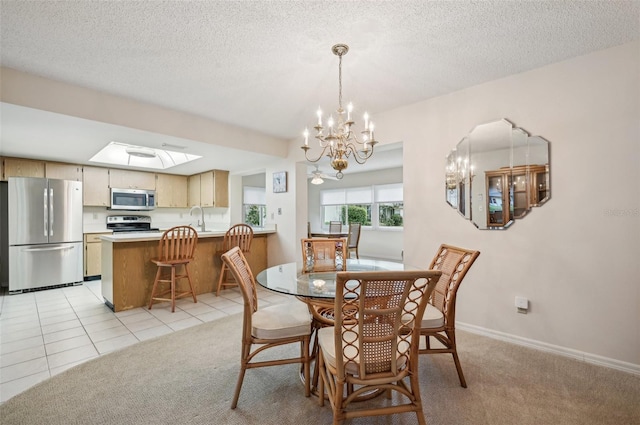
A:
89 141 201 170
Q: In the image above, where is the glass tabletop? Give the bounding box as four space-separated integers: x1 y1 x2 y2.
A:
255 258 415 299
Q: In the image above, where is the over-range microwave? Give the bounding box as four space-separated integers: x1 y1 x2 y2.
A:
110 188 156 211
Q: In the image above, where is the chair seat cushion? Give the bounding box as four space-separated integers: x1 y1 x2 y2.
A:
420 303 444 328
252 301 311 340
318 327 408 376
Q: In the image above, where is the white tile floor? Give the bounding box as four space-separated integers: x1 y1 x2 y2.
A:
0 280 290 403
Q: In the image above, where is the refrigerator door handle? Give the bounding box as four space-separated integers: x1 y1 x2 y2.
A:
43 188 48 237
49 187 54 236
20 245 76 252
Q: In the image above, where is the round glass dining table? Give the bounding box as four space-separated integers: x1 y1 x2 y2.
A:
255 258 415 299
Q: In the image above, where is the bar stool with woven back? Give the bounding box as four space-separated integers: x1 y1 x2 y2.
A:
148 225 198 313
216 224 254 296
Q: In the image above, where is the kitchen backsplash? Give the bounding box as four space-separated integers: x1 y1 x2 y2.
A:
83 206 237 233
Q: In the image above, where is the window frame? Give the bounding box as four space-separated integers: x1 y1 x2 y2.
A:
319 184 403 230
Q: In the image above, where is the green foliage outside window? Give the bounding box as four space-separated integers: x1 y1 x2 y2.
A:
245 205 262 227
347 205 371 225
379 203 403 227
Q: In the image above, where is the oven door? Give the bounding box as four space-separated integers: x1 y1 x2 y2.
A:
110 188 155 211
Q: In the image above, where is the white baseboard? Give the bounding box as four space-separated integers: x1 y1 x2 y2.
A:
457 321 640 376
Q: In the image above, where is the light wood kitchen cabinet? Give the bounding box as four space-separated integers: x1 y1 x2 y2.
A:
156 173 188 207
109 169 156 190
46 162 83 181
190 169 229 208
84 232 110 278
83 166 111 206
188 174 201 207
1 157 45 180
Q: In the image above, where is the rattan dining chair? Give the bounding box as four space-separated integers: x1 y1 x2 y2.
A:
221 247 312 409
301 237 347 273
148 225 198 313
216 223 253 296
419 244 480 387
317 269 442 425
346 223 361 259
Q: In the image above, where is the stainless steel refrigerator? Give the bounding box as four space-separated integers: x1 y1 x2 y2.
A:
5 177 83 292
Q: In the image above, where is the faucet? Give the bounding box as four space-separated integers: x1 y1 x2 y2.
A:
189 205 206 232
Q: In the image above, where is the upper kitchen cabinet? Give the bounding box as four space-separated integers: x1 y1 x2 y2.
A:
1 157 45 180
46 162 82 181
188 174 201 207
83 166 110 206
109 169 156 190
188 169 229 208
156 173 188 208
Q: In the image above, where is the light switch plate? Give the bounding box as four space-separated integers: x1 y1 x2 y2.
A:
515 296 528 309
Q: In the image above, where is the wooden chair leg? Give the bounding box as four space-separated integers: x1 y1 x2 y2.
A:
184 264 197 303
231 341 250 409
216 262 227 296
452 350 467 388
302 336 311 397
170 266 176 313
317 350 325 407
148 267 163 310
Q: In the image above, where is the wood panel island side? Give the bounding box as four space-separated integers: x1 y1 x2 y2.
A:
100 229 273 312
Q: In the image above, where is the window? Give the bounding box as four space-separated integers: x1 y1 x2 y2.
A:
243 186 266 227
375 184 403 228
320 183 402 229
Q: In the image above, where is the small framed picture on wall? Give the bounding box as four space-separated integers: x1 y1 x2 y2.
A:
273 171 287 193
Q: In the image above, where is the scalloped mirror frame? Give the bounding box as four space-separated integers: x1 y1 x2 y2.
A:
445 119 550 230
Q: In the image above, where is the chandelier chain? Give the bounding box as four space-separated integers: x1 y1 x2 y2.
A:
338 52 343 111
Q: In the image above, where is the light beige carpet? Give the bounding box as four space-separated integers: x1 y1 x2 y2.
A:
1 313 638 424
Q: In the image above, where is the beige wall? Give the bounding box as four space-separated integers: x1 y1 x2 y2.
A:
0 67 289 159
369 41 638 371
284 41 639 372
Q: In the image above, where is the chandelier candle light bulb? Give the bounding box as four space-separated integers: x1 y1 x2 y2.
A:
301 43 379 179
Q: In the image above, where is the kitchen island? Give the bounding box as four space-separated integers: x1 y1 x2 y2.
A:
100 228 274 312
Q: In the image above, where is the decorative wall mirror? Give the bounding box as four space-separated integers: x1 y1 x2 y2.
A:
445 119 550 229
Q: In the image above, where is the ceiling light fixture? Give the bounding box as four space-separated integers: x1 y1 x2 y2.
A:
301 43 378 179
125 146 157 158
310 173 324 185
90 141 201 170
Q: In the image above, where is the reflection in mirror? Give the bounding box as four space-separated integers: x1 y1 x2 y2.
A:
445 119 550 230
445 150 458 209
445 137 471 219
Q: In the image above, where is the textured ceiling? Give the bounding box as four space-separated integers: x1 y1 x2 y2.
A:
0 0 639 175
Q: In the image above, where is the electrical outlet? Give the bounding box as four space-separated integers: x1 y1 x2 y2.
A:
515 296 528 314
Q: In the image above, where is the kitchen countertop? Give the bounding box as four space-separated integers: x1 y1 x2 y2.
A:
100 228 275 242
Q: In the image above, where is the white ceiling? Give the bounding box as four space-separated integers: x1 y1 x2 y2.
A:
1 1 638 176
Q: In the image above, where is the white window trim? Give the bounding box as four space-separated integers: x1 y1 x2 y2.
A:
320 184 403 230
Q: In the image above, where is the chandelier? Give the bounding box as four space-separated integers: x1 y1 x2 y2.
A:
446 153 475 189
301 43 378 179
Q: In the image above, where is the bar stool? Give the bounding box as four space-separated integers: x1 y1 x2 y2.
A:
216 224 253 296
148 225 198 312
